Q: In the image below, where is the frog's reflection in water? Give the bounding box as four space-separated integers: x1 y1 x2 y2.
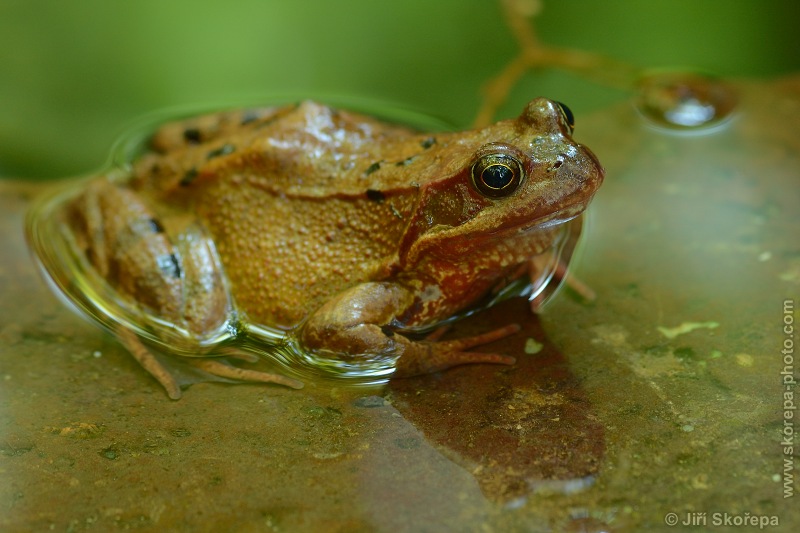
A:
389 297 605 504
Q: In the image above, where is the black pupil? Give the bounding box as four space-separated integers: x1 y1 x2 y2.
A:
556 101 575 129
481 164 514 189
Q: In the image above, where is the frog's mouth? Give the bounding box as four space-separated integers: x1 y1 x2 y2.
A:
514 204 585 233
486 184 601 241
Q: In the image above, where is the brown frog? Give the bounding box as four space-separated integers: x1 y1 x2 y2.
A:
27 98 604 399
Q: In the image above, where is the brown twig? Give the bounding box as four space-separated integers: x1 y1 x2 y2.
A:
474 0 639 126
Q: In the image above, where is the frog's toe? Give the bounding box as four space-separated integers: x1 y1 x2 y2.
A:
529 271 596 312
423 324 452 342
117 329 182 400
190 359 304 389
394 348 516 377
436 323 521 351
564 273 596 303
394 323 520 377
217 348 260 363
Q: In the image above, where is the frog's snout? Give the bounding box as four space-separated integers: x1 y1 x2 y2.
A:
579 144 605 188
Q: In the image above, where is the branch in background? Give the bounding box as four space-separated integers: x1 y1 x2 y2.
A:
474 0 639 127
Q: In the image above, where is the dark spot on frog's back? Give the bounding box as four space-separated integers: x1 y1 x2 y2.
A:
366 189 385 202
183 128 202 144
421 137 436 149
364 161 381 175
240 110 259 125
206 144 236 160
180 168 198 187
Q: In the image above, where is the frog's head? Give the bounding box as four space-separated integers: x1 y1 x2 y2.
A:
399 97 604 269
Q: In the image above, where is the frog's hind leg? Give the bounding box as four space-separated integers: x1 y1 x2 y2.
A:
117 331 303 398
117 328 183 400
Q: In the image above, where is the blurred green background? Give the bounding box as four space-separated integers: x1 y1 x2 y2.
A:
1 0 798 179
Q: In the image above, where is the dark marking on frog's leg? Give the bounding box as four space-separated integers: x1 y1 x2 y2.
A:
189 359 304 389
117 328 182 400
364 161 382 175
395 156 416 166
366 189 385 202
147 217 165 233
156 253 181 278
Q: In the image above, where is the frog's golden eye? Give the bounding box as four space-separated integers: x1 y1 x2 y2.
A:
555 101 575 133
470 153 525 198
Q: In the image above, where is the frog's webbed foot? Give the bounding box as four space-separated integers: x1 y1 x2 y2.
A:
392 323 520 377
117 329 303 400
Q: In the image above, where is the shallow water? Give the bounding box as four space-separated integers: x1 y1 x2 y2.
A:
1 76 798 532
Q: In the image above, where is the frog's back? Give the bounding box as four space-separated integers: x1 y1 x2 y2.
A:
132 100 462 197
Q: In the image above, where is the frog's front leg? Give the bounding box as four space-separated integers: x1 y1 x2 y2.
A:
526 217 595 311
300 282 518 377
528 252 596 311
